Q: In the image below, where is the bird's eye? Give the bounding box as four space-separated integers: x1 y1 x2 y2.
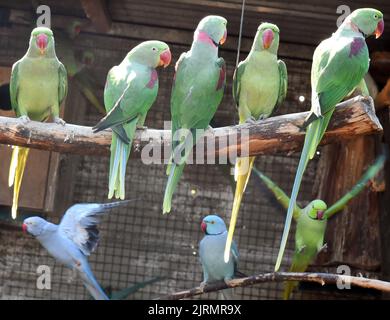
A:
152 47 156 51
374 14 378 19
211 221 215 224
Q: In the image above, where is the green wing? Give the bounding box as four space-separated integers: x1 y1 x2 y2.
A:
252 167 302 221
9 61 20 114
232 61 246 107
313 37 369 116
277 59 288 106
58 62 68 106
325 154 386 219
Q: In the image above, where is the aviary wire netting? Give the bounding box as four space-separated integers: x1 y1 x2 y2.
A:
0 40 378 300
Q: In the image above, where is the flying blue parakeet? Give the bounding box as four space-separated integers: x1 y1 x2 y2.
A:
162 15 227 213
23 201 131 300
93 41 171 200
253 153 386 299
276 8 385 271
9 26 68 219
199 215 239 299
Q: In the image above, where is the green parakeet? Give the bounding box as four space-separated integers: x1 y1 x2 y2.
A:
9 26 68 219
224 22 287 262
276 8 384 271
162 15 228 213
253 153 386 299
93 41 171 199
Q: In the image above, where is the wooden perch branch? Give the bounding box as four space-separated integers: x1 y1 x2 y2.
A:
159 271 390 300
0 96 382 157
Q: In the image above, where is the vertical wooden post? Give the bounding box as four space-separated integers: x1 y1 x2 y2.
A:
315 135 382 271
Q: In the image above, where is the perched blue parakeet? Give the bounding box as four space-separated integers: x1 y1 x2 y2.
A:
199 215 239 299
23 201 131 300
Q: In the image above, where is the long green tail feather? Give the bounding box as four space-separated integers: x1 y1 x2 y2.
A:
108 118 138 200
275 120 320 271
162 162 185 214
163 128 203 213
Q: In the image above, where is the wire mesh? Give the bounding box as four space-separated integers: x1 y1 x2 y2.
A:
0 34 381 300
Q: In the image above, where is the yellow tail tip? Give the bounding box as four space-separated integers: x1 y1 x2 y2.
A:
224 250 230 263
11 208 17 220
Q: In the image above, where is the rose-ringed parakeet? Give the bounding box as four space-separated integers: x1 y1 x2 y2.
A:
224 23 287 262
253 153 386 299
276 8 385 271
93 41 171 200
23 200 133 300
199 214 239 300
9 26 68 219
162 15 227 214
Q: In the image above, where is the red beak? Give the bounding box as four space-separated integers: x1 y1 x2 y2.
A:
317 211 324 220
159 49 172 68
375 19 384 39
201 221 207 233
220 29 227 45
262 29 274 49
22 223 27 233
36 33 48 55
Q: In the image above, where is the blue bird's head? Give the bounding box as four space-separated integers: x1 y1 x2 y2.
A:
22 216 47 237
201 215 227 235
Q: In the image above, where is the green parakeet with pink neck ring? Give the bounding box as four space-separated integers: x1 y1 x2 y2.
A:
9 26 68 219
224 22 287 262
276 8 385 271
93 41 171 200
162 15 227 214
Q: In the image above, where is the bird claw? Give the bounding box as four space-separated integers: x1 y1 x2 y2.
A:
319 243 328 253
199 281 207 291
136 125 148 130
19 115 31 124
245 117 257 124
54 117 66 126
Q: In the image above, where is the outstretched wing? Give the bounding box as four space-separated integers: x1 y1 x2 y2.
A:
325 155 386 219
58 201 131 255
253 167 302 221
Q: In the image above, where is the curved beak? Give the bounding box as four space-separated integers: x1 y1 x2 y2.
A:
375 19 384 39
317 211 324 220
262 29 274 49
36 33 48 55
22 223 27 234
201 221 207 233
220 29 227 45
159 49 172 68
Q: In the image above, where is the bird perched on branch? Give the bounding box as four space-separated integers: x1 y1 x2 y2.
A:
23 200 133 300
276 8 385 271
253 154 386 299
93 41 171 200
224 22 287 263
162 15 227 214
199 215 240 299
9 26 68 219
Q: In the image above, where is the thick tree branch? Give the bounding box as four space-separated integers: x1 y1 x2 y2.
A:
159 271 390 300
0 96 382 157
